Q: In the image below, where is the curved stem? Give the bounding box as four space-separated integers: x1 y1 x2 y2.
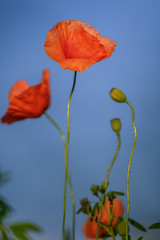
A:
44 112 75 240
125 100 137 240
63 71 77 240
96 133 121 240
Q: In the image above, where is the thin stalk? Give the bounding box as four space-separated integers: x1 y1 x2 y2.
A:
44 112 75 240
125 100 137 240
96 133 121 240
63 71 77 240
104 205 115 240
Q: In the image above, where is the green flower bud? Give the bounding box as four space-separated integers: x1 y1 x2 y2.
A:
118 221 129 236
111 118 121 133
80 198 91 214
107 191 116 204
99 182 106 194
110 88 127 103
91 185 99 196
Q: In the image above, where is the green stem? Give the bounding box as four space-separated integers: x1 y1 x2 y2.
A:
125 100 137 240
96 133 121 240
63 71 77 240
104 205 116 240
44 112 75 240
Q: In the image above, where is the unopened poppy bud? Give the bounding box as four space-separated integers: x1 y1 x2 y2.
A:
107 191 116 204
111 118 121 133
118 221 129 236
80 198 92 214
99 182 106 194
110 88 126 103
91 185 99 196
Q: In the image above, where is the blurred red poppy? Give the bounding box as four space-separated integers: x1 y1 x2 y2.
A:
83 198 124 239
44 20 116 72
1 69 50 124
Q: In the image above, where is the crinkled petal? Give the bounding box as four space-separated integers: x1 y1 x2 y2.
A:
44 20 116 72
59 58 97 72
1 69 50 124
9 80 29 100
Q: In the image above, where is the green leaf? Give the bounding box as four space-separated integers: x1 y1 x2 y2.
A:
76 207 82 214
128 218 146 232
9 222 42 240
0 225 8 240
11 232 30 240
137 237 143 240
110 191 125 196
0 197 12 221
148 222 160 229
10 222 42 232
92 202 99 219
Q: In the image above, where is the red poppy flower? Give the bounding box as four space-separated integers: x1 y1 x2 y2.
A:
1 69 50 124
83 198 124 239
44 20 116 72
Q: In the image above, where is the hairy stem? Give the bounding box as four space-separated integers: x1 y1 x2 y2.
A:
96 133 121 240
125 100 137 240
63 71 77 240
44 112 75 240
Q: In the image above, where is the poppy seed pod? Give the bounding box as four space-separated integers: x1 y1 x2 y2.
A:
110 88 127 103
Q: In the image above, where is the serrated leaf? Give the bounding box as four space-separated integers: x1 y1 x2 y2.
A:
148 222 160 229
110 191 125 196
137 236 143 240
128 218 146 232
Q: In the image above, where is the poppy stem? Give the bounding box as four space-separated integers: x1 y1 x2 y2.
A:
96 132 121 240
63 71 77 240
44 112 75 240
125 100 137 240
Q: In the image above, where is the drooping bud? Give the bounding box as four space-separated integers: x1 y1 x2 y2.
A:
110 88 127 103
111 118 121 133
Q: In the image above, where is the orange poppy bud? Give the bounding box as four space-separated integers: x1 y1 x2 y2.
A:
1 69 50 124
44 20 116 72
83 198 124 239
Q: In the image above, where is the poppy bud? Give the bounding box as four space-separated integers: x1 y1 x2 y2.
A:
111 118 121 133
80 198 92 214
110 88 126 103
91 185 99 196
99 182 106 194
118 221 129 236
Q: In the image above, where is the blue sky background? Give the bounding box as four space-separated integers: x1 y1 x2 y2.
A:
0 0 160 239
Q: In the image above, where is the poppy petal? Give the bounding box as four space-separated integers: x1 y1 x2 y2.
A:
44 20 116 72
9 80 29 100
1 69 50 124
